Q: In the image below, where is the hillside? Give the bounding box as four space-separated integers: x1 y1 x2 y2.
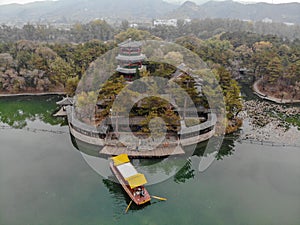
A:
0 0 176 24
168 1 300 24
1 0 300 25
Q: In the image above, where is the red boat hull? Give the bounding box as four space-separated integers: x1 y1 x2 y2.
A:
110 162 151 205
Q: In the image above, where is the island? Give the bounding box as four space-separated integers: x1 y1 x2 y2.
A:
58 40 218 157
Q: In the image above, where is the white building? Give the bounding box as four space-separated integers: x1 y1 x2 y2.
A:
129 23 138 28
153 19 177 27
262 17 273 23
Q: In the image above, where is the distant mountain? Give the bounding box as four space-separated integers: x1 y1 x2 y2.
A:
1 0 300 25
168 1 300 24
169 1 205 19
0 0 176 24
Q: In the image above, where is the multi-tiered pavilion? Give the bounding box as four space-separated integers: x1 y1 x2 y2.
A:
116 39 145 81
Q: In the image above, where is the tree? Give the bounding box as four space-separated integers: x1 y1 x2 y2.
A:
164 51 183 66
65 76 79 96
49 57 74 87
23 24 36 40
251 42 275 78
97 75 126 118
138 97 178 134
224 80 243 119
216 66 232 90
266 57 283 84
286 60 300 86
214 66 242 119
75 91 98 122
16 51 32 71
120 20 129 31
114 28 157 43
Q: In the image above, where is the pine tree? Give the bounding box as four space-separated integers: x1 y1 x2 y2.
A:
266 57 283 84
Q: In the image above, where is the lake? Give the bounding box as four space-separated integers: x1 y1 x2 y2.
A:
0 95 299 225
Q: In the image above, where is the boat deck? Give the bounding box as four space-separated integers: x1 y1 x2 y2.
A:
110 161 151 205
100 145 185 158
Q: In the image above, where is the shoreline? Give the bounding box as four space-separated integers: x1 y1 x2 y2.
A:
253 79 300 104
0 92 66 97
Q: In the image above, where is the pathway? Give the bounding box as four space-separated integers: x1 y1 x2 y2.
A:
253 79 300 104
100 145 185 157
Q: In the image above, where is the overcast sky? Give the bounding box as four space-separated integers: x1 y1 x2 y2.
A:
0 0 49 5
0 0 300 5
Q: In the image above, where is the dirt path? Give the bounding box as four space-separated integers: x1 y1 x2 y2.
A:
252 79 300 104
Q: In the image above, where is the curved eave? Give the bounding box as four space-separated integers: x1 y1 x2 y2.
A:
118 40 142 48
116 54 146 62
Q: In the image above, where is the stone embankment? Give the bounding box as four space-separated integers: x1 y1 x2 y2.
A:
239 100 300 145
243 100 300 127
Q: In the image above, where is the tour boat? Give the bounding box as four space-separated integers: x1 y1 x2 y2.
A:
110 154 151 205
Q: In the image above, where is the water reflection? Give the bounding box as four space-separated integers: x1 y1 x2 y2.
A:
71 129 239 187
102 178 151 215
216 133 240 160
174 158 194 183
0 95 66 128
1 95 300 224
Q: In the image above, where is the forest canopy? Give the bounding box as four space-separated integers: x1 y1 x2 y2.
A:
0 21 299 132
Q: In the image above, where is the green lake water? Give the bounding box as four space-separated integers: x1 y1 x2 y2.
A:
0 96 300 225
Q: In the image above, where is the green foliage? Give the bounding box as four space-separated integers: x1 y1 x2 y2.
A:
65 76 79 96
185 118 201 127
49 57 73 86
174 74 202 107
164 51 183 65
148 62 176 79
114 28 157 43
266 57 283 84
97 75 126 117
16 51 32 70
151 18 300 42
215 66 243 119
0 95 64 128
174 159 194 183
0 22 299 125
137 97 179 133
75 91 98 121
0 38 111 94
0 21 114 43
176 35 234 66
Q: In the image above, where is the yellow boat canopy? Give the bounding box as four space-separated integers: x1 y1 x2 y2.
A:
125 173 147 189
112 154 130 166
112 154 148 188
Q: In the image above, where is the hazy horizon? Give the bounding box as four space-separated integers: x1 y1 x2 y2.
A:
1 0 300 6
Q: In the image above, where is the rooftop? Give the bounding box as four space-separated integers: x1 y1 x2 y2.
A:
116 54 146 61
56 97 74 106
118 39 143 48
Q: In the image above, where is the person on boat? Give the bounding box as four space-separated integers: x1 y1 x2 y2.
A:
140 189 145 197
137 187 144 197
133 187 139 196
